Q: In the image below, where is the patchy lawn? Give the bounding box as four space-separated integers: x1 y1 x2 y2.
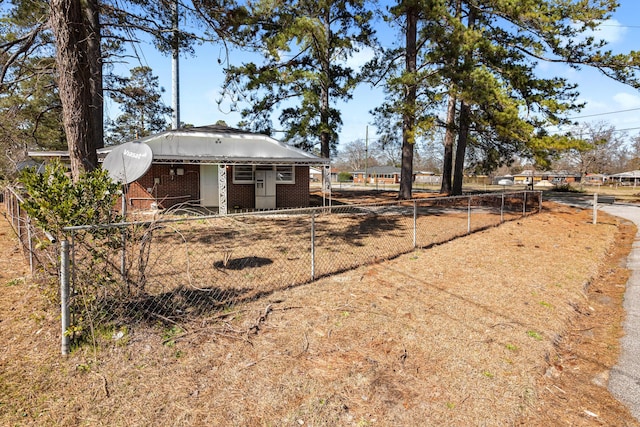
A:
0 200 638 426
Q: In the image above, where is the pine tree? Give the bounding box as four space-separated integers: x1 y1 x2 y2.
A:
1 0 246 180
443 0 640 195
105 66 172 145
0 1 65 173
373 0 640 197
221 0 374 158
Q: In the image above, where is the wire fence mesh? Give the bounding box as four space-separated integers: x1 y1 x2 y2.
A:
3 187 59 281
4 188 541 353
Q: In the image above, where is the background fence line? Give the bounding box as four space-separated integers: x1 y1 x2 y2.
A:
4 188 542 354
3 186 58 277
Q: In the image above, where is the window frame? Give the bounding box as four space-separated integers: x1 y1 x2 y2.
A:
232 165 296 184
232 165 254 184
275 165 295 184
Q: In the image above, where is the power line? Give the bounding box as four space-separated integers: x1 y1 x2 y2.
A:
568 107 640 119
614 126 640 133
599 24 640 29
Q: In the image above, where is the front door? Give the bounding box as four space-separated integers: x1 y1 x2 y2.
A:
200 165 219 207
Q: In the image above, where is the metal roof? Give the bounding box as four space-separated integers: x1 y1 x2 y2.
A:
28 125 329 166
610 170 640 178
98 125 328 165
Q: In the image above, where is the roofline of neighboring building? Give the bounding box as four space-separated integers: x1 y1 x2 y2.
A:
27 151 72 158
351 167 402 173
610 171 640 177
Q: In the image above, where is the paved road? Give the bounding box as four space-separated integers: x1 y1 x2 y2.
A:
600 203 640 421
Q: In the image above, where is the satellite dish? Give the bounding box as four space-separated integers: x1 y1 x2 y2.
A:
102 142 153 184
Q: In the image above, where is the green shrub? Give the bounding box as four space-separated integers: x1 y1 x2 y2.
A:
19 160 122 240
19 160 125 347
337 172 353 182
553 183 581 193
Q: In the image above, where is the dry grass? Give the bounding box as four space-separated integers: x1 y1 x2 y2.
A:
68 192 530 329
0 199 638 426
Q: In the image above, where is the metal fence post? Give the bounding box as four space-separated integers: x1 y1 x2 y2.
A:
15 193 20 232
501 193 505 223
538 191 543 212
16 201 21 242
60 239 70 355
26 217 34 274
522 191 527 216
593 193 598 225
467 196 471 234
311 212 315 281
413 200 417 248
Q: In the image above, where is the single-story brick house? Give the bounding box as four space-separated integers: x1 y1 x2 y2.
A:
352 166 402 184
30 124 330 214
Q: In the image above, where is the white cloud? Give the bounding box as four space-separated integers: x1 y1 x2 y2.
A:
613 92 640 109
345 45 376 70
580 97 609 113
571 18 627 45
591 19 627 44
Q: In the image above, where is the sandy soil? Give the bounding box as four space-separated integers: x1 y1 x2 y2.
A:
0 200 638 426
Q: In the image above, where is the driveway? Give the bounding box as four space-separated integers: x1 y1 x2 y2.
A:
600 203 640 421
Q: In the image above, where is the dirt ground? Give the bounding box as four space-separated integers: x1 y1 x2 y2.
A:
0 197 639 426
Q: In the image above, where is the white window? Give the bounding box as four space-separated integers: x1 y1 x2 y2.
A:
232 165 296 184
233 165 254 183
275 165 295 183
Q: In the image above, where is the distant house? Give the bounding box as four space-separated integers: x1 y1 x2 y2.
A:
512 170 580 186
309 167 322 182
583 174 608 185
29 125 329 213
414 171 441 185
609 170 640 186
352 166 402 184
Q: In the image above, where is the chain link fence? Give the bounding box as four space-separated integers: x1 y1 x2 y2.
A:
4 188 541 354
3 187 59 279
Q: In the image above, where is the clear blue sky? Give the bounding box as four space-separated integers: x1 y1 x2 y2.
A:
106 1 640 149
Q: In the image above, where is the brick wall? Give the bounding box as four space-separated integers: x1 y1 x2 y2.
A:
228 166 310 209
130 164 199 209
276 166 309 208
126 164 311 211
126 181 154 210
227 181 254 210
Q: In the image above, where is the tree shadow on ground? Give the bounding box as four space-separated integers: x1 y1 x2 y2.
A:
101 285 253 325
213 256 273 270
320 212 403 247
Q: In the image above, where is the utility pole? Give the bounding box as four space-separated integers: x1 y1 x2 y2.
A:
171 0 180 130
365 125 368 186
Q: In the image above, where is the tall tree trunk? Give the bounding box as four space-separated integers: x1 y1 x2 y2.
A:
319 6 331 159
451 2 476 196
452 100 471 194
439 0 462 195
84 0 103 149
440 92 457 194
399 4 417 200
50 0 99 180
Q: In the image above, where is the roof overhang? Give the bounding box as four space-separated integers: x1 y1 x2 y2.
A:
610 170 640 178
28 125 330 166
